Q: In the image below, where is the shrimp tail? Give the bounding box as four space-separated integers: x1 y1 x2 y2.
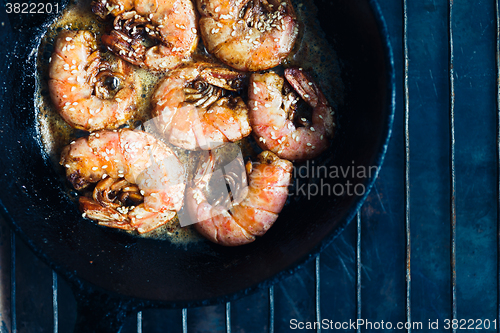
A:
91 0 112 19
284 68 320 107
79 197 132 228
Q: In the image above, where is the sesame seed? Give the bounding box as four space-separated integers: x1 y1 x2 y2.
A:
304 94 310 99
116 98 122 102
69 107 75 112
312 146 315 149
140 190 145 195
301 117 307 122
65 37 72 41
102 174 108 179
82 212 86 218
215 6 220 12
72 60 76 64
265 103 271 107
92 167 98 171
310 127 315 131
319 115 323 119
192 28 197 34
102 165 108 169
307 143 312 146
63 95 67 98
71 87 76 92
65 164 70 168
320 135 324 140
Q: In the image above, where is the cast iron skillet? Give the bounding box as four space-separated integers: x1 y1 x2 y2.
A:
0 0 394 331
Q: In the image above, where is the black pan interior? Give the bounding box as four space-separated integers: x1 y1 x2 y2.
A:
0 0 394 307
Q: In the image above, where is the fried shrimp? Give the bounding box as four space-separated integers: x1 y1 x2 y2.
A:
186 150 292 246
49 30 140 131
60 129 186 233
151 62 251 150
248 67 335 161
92 0 198 70
196 0 299 71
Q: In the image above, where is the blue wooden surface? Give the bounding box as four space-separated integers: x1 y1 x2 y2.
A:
1 0 499 332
